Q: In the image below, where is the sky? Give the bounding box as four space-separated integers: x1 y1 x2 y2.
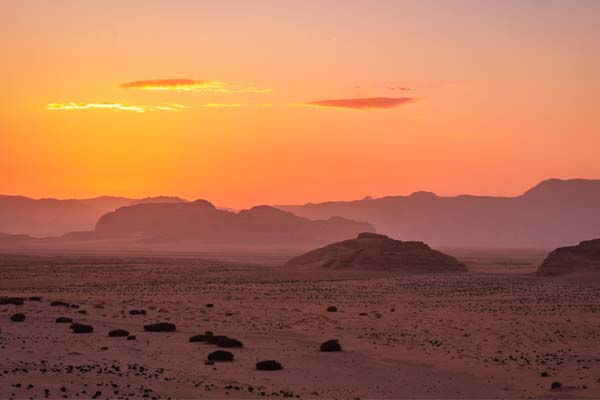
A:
1 0 599 208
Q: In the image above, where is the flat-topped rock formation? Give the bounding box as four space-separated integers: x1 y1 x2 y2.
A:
537 238 600 276
0 195 187 237
65 201 374 246
285 232 467 273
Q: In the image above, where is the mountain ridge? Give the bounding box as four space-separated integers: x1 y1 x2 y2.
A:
276 179 600 249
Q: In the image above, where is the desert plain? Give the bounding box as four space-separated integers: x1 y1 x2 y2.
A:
1 249 599 400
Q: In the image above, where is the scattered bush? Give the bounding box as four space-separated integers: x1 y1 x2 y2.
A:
256 360 283 371
144 322 176 332
207 350 234 362
0 297 24 306
10 313 25 322
320 339 342 352
70 323 94 333
108 329 130 337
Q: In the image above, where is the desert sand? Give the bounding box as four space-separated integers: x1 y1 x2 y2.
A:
1 250 599 399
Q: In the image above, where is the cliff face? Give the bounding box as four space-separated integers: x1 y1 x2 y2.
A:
286 232 467 273
537 239 600 276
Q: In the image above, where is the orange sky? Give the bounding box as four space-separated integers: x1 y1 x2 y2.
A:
1 1 599 208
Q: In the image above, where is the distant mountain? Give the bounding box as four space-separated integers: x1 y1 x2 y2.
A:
0 195 187 237
66 200 374 246
277 179 600 249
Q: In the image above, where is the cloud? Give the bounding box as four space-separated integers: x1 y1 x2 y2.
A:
120 79 270 94
46 102 189 112
387 86 412 91
303 97 416 110
199 103 245 108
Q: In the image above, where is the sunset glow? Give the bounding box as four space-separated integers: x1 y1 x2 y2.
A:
1 1 598 209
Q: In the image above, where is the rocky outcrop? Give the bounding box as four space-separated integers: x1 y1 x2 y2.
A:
537 239 600 276
70 201 374 246
285 232 467 273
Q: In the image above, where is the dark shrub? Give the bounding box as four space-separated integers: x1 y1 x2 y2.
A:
127 335 137 340
208 350 234 362
326 306 338 312
205 335 229 345
70 323 93 333
217 337 243 348
108 329 130 337
29 296 42 301
144 322 176 332
56 317 73 323
189 334 209 342
10 313 25 322
320 339 342 352
51 301 69 307
551 382 562 390
0 297 24 306
256 360 283 371
129 309 146 315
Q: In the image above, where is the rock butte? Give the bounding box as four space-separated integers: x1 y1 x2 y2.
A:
285 232 467 273
537 238 600 276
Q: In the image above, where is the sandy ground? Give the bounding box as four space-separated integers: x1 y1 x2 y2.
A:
1 251 599 399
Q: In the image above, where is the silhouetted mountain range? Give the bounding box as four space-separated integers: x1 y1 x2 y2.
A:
64 200 374 245
0 195 186 237
2 179 599 249
277 179 600 249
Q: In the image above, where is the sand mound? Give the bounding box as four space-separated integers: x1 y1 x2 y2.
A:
537 238 600 276
285 232 467 273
